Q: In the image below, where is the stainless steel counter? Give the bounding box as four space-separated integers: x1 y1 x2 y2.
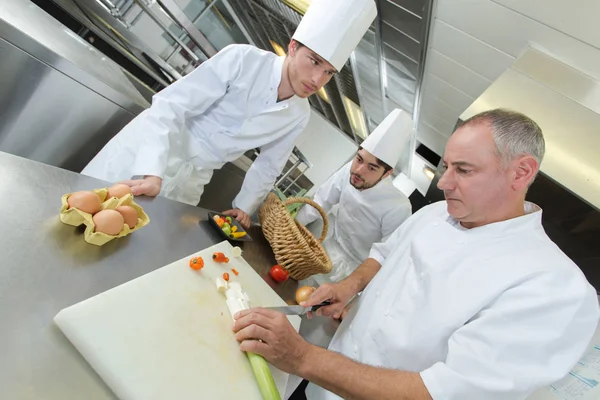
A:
0 151 334 399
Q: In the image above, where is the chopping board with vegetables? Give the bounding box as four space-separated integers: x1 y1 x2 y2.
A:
54 241 301 400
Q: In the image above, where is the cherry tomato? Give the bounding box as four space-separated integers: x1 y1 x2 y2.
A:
189 256 204 270
223 272 230 282
270 265 289 283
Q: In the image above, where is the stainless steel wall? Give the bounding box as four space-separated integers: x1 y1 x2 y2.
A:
0 38 136 173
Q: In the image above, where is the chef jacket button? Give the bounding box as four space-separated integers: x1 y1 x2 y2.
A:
433 222 438 227
354 345 358 353
349 324 353 330
384 311 389 317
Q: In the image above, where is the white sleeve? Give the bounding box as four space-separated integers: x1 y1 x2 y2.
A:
420 271 600 400
295 162 349 226
368 221 404 265
232 121 307 215
129 45 244 178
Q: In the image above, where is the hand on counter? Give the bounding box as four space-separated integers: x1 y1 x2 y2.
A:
222 208 251 230
233 308 311 374
119 176 162 197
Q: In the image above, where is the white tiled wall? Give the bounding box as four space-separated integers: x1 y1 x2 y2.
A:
417 0 600 156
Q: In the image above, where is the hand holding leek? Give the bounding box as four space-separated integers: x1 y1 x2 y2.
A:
220 280 283 400
233 308 312 375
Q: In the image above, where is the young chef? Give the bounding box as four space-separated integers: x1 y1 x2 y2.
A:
82 0 377 228
295 109 412 285
232 108 600 399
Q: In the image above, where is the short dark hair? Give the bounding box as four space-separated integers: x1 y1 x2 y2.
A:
358 147 392 172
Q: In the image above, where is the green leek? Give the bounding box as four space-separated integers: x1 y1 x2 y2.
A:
247 352 281 400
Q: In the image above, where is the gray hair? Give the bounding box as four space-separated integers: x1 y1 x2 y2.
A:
461 108 545 166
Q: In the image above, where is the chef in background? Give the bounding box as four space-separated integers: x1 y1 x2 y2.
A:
296 109 412 287
82 0 377 229
233 108 600 400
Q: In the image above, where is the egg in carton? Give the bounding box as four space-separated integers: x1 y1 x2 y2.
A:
59 187 150 246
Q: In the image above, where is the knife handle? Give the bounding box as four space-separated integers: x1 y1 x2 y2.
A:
311 300 331 311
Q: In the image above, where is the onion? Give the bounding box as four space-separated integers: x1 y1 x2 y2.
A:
295 286 316 304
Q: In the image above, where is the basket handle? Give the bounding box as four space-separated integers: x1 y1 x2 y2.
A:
283 197 328 243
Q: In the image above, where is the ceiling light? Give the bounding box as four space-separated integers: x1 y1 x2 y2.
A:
281 0 312 14
423 166 435 180
342 96 368 139
317 87 330 103
269 40 286 56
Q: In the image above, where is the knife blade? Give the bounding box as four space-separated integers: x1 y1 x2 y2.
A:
264 301 331 316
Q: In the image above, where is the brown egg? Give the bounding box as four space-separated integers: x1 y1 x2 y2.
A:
116 206 138 229
93 210 125 235
67 191 101 214
107 183 132 199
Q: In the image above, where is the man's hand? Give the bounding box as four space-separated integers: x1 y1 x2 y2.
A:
119 175 162 197
233 308 311 374
302 282 357 320
223 208 251 230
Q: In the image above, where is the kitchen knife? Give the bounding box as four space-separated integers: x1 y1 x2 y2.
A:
263 301 331 316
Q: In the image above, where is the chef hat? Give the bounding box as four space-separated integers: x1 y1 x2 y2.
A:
361 109 414 168
292 0 377 71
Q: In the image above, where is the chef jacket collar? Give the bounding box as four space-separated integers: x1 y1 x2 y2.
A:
445 201 543 239
267 55 286 103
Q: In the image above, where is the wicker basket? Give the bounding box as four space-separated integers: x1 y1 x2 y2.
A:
258 192 332 281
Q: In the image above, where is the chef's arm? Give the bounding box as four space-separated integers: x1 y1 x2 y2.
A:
341 217 406 292
299 346 432 400
339 258 381 297
295 162 349 226
308 202 409 318
308 257 381 319
130 45 243 178
417 271 600 399
232 121 306 215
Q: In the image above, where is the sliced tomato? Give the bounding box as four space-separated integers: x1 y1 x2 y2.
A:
223 272 230 282
212 252 229 263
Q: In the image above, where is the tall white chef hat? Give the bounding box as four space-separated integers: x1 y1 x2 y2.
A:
361 109 414 168
292 0 377 71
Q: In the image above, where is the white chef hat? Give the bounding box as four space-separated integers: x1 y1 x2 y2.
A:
361 109 414 168
292 0 377 71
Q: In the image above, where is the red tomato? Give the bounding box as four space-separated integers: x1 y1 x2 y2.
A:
270 265 289 283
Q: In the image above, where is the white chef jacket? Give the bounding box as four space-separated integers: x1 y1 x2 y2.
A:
306 201 599 400
296 162 411 283
82 44 310 213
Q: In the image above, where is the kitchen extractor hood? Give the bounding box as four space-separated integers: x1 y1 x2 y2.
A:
460 48 600 210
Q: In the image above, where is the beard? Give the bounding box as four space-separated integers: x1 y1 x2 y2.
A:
350 173 376 190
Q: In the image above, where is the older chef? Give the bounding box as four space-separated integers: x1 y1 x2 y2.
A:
82 0 376 228
233 108 600 399
296 109 412 285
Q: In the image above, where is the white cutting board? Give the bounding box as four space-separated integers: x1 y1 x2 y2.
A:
54 241 300 400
